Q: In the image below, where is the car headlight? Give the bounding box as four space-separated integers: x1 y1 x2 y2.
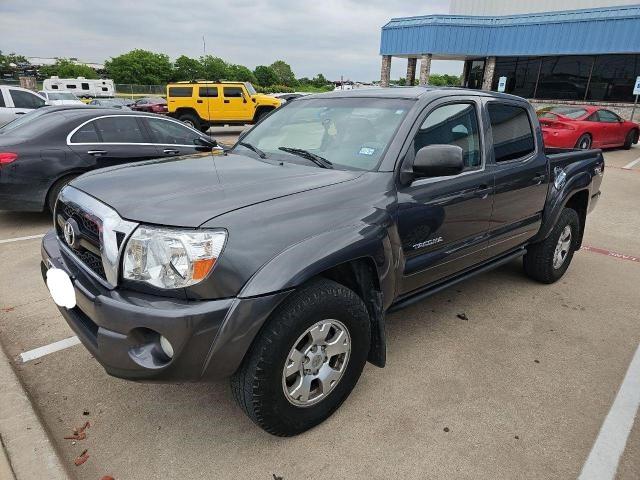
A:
122 226 226 289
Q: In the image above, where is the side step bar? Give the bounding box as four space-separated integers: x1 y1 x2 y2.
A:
388 247 526 313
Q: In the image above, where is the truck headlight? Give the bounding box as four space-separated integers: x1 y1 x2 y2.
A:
122 226 226 289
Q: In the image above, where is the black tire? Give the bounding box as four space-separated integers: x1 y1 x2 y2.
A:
623 130 638 150
47 175 77 213
177 112 201 131
254 108 272 123
575 134 592 150
231 278 370 436
523 208 580 284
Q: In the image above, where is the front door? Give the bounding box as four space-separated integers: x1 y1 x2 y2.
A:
222 86 253 122
484 100 549 257
597 109 624 146
396 99 494 295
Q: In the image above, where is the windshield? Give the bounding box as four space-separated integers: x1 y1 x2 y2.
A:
244 82 257 95
48 92 79 100
0 108 50 135
236 97 412 171
539 107 587 120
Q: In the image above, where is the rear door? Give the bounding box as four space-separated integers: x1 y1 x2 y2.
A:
142 116 208 157
222 86 253 121
196 86 222 121
484 101 549 257
396 98 495 294
68 115 160 168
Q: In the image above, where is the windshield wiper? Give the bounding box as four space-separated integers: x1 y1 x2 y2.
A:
278 147 333 169
239 141 266 159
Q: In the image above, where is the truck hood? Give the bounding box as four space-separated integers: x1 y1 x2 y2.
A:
70 153 362 227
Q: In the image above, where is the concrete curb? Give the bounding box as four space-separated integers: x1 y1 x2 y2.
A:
0 343 70 480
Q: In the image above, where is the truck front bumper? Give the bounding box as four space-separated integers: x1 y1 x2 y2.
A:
41 230 289 382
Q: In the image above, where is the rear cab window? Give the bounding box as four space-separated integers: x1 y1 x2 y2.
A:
199 87 218 97
487 103 536 162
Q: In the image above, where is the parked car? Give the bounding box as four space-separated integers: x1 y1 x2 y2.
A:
43 76 115 98
38 91 85 106
130 97 168 114
272 92 310 103
88 98 133 110
539 106 639 150
0 85 47 127
0 106 219 212
41 88 603 436
166 81 281 132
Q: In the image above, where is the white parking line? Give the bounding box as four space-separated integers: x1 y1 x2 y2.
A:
578 343 640 480
622 156 640 170
19 336 80 363
0 233 45 244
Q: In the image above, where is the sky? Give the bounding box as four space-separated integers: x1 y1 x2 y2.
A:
0 0 462 82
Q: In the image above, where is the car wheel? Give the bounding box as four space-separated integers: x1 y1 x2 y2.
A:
254 108 271 123
231 278 370 436
523 208 580 284
178 113 201 131
575 134 592 150
623 130 638 150
46 175 77 213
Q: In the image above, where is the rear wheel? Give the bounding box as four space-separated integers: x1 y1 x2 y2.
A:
575 134 592 150
523 208 580 284
47 175 77 213
177 112 201 131
623 130 638 150
231 278 370 436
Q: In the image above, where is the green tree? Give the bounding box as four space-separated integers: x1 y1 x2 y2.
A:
428 73 461 86
173 55 202 81
312 73 328 88
269 60 297 87
253 65 278 86
226 64 257 83
39 58 98 79
200 55 228 81
0 51 29 75
104 49 173 84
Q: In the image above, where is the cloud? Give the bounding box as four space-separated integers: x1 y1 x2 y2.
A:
0 0 461 81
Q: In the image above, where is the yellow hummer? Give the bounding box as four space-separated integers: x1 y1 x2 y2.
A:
166 81 282 132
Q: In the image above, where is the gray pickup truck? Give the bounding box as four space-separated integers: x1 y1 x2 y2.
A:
41 87 604 436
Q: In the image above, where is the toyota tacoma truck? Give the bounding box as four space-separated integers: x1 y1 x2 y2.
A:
41 87 604 436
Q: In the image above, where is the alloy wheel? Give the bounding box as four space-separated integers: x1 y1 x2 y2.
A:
553 225 572 269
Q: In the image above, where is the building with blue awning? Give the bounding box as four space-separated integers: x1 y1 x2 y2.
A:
379 2 640 114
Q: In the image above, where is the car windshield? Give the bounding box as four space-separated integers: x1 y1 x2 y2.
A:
48 92 78 100
0 108 50 135
236 97 412 171
539 107 587 120
244 82 257 95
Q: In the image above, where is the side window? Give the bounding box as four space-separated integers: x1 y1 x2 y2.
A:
168 87 193 97
93 117 146 143
51 84 59 90
70 121 100 143
597 110 620 123
586 113 599 122
0 92 5 108
66 84 77 89
199 87 218 97
10 90 46 109
223 87 244 98
487 103 535 162
81 83 90 90
146 118 201 145
414 103 481 171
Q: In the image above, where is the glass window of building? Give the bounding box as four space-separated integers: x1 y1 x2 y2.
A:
588 54 640 103
536 56 594 101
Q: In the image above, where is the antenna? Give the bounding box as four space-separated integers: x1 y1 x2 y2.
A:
202 35 206 56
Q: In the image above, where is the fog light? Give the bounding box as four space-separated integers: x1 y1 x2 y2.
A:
159 336 174 359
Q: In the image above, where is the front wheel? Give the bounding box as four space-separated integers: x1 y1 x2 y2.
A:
623 130 638 150
523 208 580 284
231 278 370 436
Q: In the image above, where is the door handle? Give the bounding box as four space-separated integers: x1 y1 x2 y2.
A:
163 149 180 155
532 173 546 184
87 150 106 156
197 99 203 104
475 184 492 199
224 99 230 103
15 112 26 115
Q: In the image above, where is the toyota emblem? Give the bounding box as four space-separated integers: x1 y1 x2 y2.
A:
63 220 77 248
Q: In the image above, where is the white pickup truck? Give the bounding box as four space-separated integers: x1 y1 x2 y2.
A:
0 85 47 127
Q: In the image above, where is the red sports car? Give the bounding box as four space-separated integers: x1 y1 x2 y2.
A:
130 97 168 114
539 106 639 150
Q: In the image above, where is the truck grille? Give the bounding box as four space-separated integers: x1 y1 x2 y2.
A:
54 187 138 287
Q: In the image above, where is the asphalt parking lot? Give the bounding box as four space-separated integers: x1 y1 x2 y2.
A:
0 138 639 480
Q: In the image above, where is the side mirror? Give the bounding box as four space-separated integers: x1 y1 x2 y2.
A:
413 145 464 178
194 136 218 151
